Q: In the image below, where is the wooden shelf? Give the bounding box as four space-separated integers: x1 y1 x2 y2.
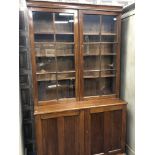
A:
83 53 116 56
36 69 116 75
83 33 116 36
36 53 74 57
35 41 75 45
84 69 116 72
84 33 99 35
55 32 74 35
34 32 74 35
83 42 118 44
56 42 75 45
83 42 100 44
34 32 54 34
84 74 116 79
36 70 75 75
46 84 74 89
102 53 116 55
101 33 117 35
37 77 75 82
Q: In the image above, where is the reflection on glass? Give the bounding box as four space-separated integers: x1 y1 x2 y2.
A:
58 79 75 99
101 56 116 70
36 57 56 73
38 80 57 101
33 12 54 33
83 15 100 34
55 13 74 33
101 15 117 33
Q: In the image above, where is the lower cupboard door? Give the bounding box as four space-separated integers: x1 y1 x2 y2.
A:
85 109 126 155
40 110 84 155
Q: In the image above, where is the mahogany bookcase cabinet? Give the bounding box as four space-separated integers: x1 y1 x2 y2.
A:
27 1 127 155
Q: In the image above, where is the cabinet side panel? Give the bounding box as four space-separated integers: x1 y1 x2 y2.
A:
42 118 59 155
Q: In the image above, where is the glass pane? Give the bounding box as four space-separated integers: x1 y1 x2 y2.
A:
56 43 74 56
55 13 75 100
101 35 116 42
58 79 75 99
84 78 100 97
101 44 116 55
36 57 56 73
55 13 74 33
101 70 116 78
33 11 76 102
84 71 100 78
35 42 55 57
98 77 115 95
84 44 100 55
57 72 75 80
84 56 100 71
56 34 74 42
33 12 54 33
83 14 100 97
101 15 117 34
57 57 75 72
83 15 100 34
101 56 116 70
83 14 117 98
84 35 100 43
38 80 57 101
37 73 56 81
34 34 54 42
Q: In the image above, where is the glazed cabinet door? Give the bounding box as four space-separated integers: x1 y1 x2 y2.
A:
29 8 79 105
79 10 121 100
85 106 126 155
35 110 84 155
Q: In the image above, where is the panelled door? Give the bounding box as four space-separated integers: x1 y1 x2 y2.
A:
84 106 126 155
35 110 84 155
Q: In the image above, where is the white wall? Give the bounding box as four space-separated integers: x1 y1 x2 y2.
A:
121 9 135 155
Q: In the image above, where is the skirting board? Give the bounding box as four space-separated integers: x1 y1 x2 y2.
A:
126 144 135 155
